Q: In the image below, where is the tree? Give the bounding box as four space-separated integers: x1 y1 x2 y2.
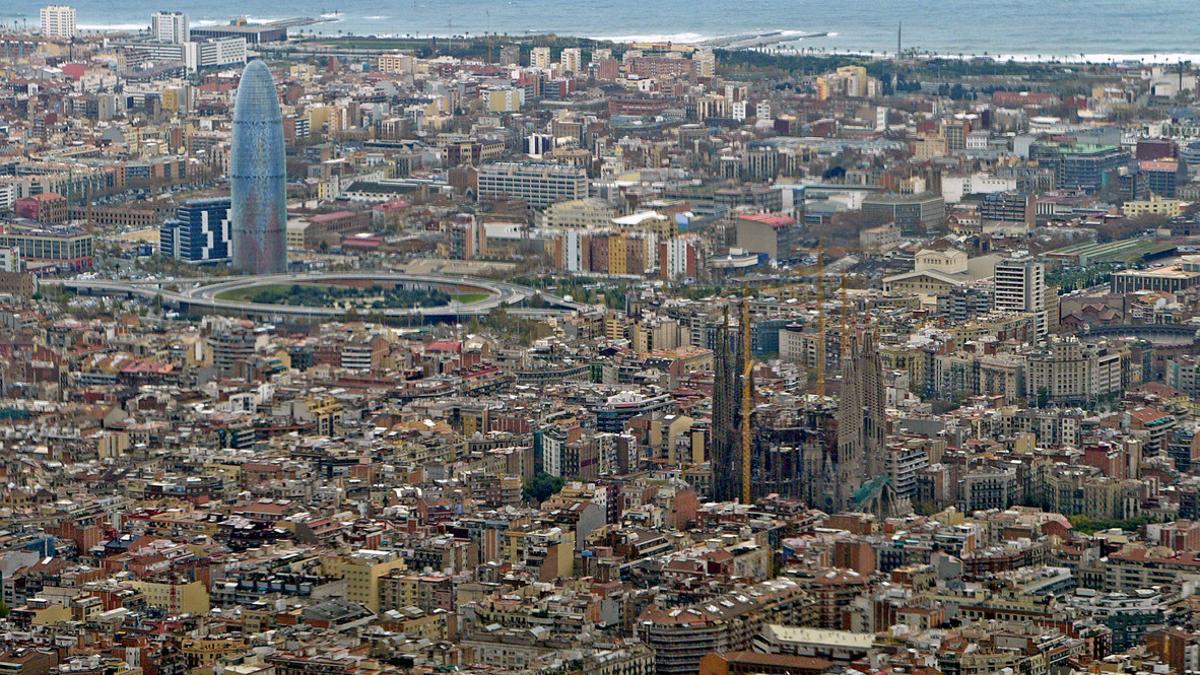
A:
1068 514 1155 535
1036 387 1051 409
522 472 564 503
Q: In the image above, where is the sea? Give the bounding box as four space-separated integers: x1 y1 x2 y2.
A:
4 0 1200 63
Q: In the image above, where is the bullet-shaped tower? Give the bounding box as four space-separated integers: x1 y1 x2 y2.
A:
230 60 287 274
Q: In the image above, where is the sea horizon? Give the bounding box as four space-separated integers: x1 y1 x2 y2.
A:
5 0 1200 63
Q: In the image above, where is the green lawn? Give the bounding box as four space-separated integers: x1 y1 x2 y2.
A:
215 284 306 302
451 292 490 305
217 284 491 307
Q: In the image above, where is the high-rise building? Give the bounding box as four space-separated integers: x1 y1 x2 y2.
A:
160 198 231 264
230 60 288 274
693 49 716 78
530 47 552 69
40 5 76 39
151 11 189 44
559 47 582 74
183 37 247 72
993 255 1047 336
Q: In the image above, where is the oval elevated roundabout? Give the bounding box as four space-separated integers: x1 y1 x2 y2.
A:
51 271 583 323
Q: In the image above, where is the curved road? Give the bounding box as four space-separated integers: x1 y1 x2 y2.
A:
45 272 586 321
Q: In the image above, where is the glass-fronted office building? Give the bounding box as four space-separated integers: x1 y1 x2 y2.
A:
230 60 287 274
160 198 231 264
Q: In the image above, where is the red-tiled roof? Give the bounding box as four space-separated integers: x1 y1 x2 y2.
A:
737 213 794 229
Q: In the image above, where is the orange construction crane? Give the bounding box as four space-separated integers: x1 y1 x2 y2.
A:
749 249 827 395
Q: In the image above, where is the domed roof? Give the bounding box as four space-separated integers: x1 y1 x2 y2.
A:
233 60 281 123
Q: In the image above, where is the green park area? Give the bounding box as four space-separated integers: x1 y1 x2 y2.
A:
449 292 490 304
215 283 489 309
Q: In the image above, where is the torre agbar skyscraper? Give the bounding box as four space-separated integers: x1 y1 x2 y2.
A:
230 60 288 274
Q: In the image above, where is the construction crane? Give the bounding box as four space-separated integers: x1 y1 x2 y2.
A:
744 248 828 395
740 289 753 505
745 248 832 298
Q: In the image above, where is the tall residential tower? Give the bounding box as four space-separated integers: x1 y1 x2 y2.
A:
994 255 1048 336
230 60 287 274
151 11 189 44
40 5 76 39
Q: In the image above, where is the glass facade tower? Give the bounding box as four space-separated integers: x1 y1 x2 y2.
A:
160 198 231 264
230 60 287 274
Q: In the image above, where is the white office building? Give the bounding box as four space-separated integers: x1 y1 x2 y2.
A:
151 11 189 44
994 255 1047 336
183 37 247 72
40 5 77 39
476 162 588 209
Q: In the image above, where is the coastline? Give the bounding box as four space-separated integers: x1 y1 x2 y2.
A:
20 18 1200 67
303 30 1200 67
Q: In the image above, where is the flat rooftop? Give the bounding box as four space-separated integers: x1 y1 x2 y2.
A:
1112 265 1200 279
761 624 876 649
